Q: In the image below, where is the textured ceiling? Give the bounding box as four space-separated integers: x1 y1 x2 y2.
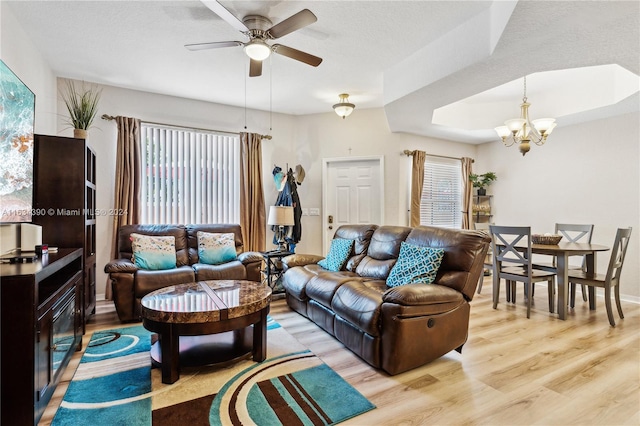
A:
6 1 639 144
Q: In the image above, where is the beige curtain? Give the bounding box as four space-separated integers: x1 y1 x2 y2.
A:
240 132 266 251
409 150 426 227
461 157 473 229
106 116 141 299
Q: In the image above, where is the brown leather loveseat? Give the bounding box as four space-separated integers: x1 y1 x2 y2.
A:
281 224 490 375
104 224 263 322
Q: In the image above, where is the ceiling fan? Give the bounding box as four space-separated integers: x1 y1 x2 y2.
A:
185 0 323 77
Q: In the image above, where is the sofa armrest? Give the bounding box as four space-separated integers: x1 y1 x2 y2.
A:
104 259 139 274
238 251 264 265
281 253 325 270
382 283 464 307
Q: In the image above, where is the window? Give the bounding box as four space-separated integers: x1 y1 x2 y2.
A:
419 156 462 228
140 124 240 224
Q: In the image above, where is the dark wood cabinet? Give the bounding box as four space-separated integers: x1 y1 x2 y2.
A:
33 134 97 330
0 249 83 425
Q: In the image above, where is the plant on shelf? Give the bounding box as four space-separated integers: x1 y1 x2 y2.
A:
60 80 102 139
469 172 497 195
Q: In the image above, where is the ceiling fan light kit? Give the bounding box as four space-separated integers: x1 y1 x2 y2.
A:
333 93 355 119
494 76 556 156
186 1 322 77
244 40 271 61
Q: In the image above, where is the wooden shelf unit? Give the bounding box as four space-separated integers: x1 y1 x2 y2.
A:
472 194 493 224
33 134 97 331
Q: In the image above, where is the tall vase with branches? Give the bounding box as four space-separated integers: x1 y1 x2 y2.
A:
60 80 102 139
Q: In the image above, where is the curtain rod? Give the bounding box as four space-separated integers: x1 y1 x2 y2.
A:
402 149 473 163
101 114 272 140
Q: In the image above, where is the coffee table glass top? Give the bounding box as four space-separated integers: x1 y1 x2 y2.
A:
141 280 271 323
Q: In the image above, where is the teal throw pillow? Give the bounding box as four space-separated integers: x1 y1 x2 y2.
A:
318 238 355 272
130 233 177 270
386 242 445 287
198 231 238 265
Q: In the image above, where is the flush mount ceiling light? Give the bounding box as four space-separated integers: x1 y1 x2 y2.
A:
494 76 557 156
333 93 355 119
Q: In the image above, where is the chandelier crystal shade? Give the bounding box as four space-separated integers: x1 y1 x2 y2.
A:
333 93 355 119
494 76 556 156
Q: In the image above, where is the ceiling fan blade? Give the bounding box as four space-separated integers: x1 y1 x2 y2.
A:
201 0 248 32
266 9 317 39
272 44 322 67
249 59 262 77
185 41 243 51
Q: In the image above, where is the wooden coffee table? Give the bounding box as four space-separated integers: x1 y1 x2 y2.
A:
141 280 271 384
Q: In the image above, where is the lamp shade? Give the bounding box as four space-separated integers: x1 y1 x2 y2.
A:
532 118 556 135
267 206 295 226
244 40 271 61
494 126 510 139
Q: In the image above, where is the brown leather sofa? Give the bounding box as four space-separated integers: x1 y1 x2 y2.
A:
104 224 263 322
281 224 490 375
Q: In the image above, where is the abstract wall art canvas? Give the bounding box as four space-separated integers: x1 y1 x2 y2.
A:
0 60 35 223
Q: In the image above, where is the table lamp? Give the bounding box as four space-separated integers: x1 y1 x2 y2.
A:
267 206 295 251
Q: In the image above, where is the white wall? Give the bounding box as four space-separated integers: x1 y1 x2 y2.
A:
1 4 57 135
476 111 640 300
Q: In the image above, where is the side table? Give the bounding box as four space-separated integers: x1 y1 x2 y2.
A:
261 249 291 295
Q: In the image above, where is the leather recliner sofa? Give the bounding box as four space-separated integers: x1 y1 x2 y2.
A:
104 224 264 322
281 224 490 375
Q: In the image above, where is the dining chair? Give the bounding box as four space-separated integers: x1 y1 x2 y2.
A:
490 226 557 318
567 227 632 327
474 222 493 294
532 223 594 305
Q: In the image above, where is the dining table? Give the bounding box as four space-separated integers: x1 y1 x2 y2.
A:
493 241 610 320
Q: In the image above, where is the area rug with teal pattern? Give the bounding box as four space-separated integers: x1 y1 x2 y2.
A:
52 318 374 425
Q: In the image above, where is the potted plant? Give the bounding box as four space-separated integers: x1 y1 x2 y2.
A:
468 172 497 196
60 80 102 139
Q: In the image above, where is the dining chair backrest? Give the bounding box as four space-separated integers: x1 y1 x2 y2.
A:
554 223 594 269
555 223 594 244
489 225 532 269
605 227 632 284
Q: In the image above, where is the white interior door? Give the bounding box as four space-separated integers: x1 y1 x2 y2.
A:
322 156 384 252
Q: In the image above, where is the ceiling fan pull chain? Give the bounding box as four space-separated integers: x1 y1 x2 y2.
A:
270 55 273 132
244 65 248 130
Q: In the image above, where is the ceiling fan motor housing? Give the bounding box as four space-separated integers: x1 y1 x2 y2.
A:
243 15 273 34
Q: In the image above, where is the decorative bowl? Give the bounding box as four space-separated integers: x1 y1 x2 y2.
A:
532 234 562 245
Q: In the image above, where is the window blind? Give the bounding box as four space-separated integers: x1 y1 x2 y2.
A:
420 156 462 229
140 124 240 224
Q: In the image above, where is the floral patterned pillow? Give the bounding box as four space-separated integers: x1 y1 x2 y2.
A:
198 231 237 265
130 233 177 270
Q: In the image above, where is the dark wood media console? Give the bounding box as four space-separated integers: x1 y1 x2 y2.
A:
0 248 83 425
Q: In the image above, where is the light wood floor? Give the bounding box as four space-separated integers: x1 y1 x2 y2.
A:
40 277 640 425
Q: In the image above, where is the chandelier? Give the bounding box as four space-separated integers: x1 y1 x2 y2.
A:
494 76 556 156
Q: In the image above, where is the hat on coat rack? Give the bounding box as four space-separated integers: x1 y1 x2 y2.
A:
294 164 306 185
